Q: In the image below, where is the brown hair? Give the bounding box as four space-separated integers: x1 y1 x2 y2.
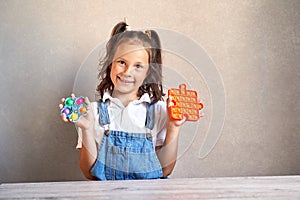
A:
96 21 165 104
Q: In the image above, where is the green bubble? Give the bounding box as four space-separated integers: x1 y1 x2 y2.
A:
66 98 74 107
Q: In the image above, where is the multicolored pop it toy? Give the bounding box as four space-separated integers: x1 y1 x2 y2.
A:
60 96 88 122
168 84 204 121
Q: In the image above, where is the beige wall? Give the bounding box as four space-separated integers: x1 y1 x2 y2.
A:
0 0 299 183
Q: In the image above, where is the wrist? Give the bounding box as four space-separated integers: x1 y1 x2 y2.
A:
167 119 182 129
82 123 94 132
166 122 181 138
77 120 93 132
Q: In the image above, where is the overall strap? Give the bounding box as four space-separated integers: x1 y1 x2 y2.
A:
98 101 110 126
145 103 155 130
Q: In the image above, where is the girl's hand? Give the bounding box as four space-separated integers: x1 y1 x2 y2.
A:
166 97 204 127
166 97 187 127
59 94 94 131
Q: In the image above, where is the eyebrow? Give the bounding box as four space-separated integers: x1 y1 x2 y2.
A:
116 57 147 64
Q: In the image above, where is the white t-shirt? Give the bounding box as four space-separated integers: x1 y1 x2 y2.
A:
76 93 167 149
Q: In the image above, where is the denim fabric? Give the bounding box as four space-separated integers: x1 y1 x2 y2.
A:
97 101 110 126
91 101 163 180
145 104 155 130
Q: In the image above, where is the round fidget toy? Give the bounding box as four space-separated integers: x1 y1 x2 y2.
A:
60 96 88 122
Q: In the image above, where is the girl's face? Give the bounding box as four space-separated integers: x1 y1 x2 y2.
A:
110 43 149 99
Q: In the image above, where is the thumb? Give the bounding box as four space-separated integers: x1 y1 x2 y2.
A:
84 96 91 106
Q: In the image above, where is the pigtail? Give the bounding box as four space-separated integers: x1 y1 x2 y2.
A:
141 30 165 104
146 30 161 50
110 21 128 37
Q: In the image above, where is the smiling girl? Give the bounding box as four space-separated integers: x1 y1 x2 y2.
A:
60 21 186 180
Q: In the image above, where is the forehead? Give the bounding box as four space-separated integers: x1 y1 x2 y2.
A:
113 42 149 62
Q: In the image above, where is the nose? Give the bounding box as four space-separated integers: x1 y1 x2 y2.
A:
122 65 133 76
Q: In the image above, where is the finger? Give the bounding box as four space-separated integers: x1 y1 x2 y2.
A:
181 115 187 123
174 115 186 126
71 93 75 98
61 98 65 104
84 97 91 105
166 97 175 107
59 104 63 110
61 113 69 122
84 97 91 111
166 97 170 107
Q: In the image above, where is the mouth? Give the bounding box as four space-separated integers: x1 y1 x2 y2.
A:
117 76 135 84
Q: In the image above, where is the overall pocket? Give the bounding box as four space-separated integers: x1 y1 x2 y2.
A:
104 133 162 180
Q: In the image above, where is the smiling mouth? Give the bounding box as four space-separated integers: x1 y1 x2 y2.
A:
117 76 135 84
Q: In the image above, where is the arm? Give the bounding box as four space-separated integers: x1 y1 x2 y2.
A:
60 95 98 180
78 126 98 180
156 100 186 177
76 98 98 180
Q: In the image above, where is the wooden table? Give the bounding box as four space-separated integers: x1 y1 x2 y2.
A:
1 176 300 199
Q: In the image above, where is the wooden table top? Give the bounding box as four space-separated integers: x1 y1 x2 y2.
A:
1 176 300 199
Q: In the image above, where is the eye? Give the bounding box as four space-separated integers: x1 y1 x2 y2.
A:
136 63 148 71
117 60 126 66
136 64 144 69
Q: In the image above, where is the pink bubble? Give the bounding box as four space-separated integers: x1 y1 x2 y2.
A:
76 97 84 105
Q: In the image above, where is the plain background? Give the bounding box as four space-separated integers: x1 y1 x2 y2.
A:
0 0 299 183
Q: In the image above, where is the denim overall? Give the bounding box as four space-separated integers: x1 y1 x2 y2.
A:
90 101 163 180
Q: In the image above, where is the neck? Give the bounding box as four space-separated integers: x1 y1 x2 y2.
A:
111 91 139 107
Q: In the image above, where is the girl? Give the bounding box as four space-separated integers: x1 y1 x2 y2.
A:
60 21 186 180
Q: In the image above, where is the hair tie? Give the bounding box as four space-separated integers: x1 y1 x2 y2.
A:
145 30 151 38
123 17 132 31
126 25 132 31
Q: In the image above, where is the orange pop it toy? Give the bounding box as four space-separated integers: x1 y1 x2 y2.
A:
168 84 204 121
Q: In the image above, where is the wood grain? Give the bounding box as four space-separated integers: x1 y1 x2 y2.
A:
1 176 300 199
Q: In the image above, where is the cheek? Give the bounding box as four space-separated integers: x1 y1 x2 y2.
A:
110 66 117 83
110 67 114 77
110 63 123 75
110 64 119 76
